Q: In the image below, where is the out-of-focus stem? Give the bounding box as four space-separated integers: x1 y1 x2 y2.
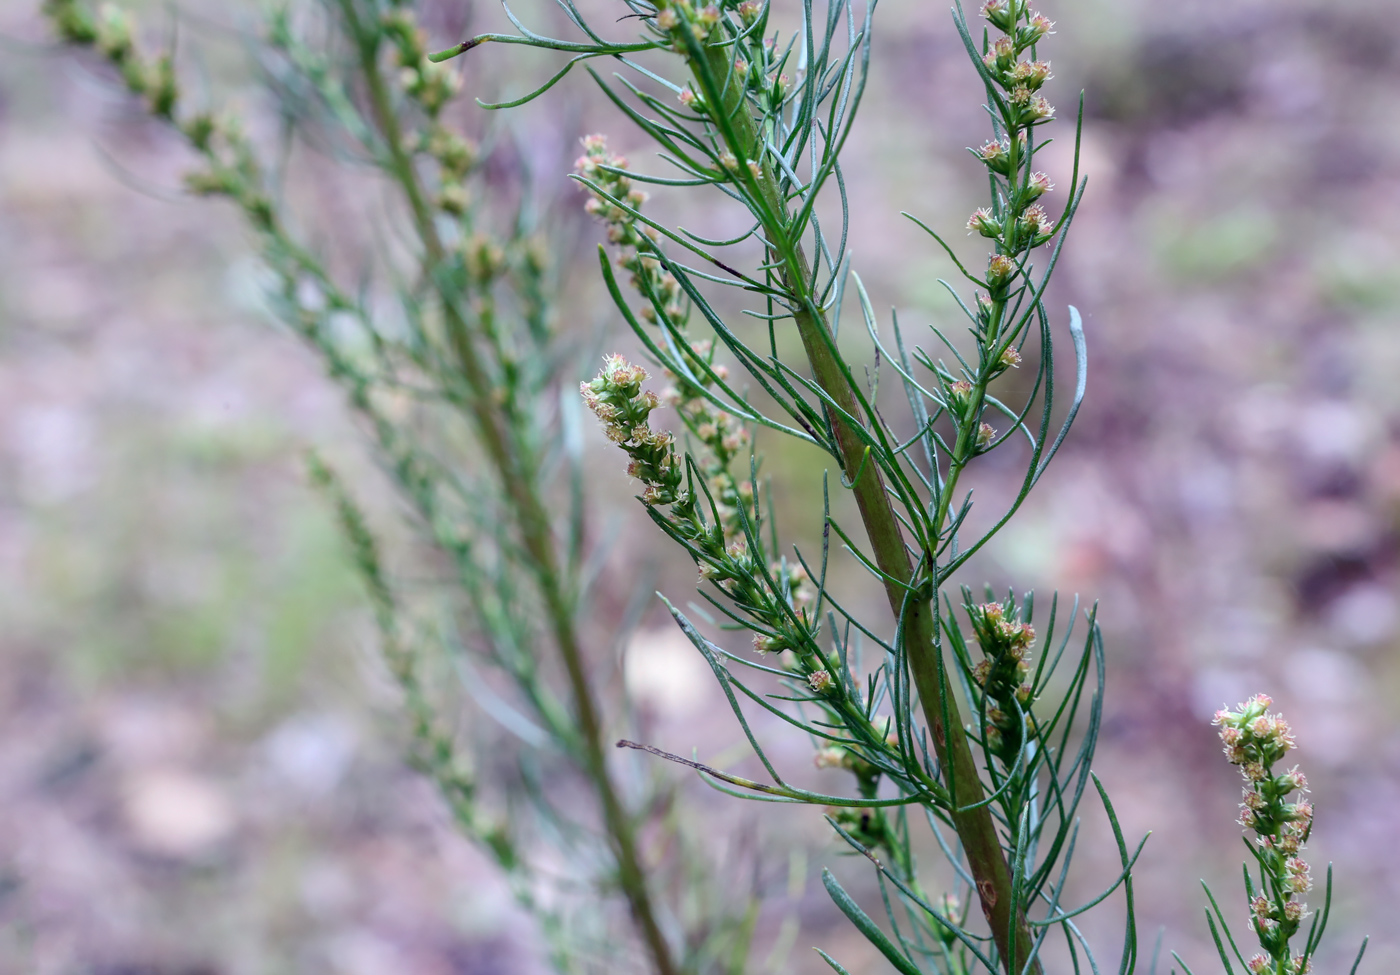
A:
340 7 679 974
692 36 1039 975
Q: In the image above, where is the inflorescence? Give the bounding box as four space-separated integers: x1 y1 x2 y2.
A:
1213 695 1316 975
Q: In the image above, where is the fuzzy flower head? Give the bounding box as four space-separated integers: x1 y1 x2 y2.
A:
1017 203 1054 248
736 0 763 24
967 207 1001 239
980 0 1027 34
974 138 1014 176
753 633 786 655
1008 59 1053 89
986 253 1017 288
1022 12 1054 42
1026 171 1054 198
946 378 975 415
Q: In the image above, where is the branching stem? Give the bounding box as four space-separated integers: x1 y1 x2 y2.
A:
689 36 1039 975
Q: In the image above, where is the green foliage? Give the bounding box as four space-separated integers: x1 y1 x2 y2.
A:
428 0 1141 971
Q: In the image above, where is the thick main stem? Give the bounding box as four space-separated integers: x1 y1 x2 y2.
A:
692 38 1039 975
344 12 679 975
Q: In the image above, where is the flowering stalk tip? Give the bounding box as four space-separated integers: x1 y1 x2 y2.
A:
1212 696 1318 975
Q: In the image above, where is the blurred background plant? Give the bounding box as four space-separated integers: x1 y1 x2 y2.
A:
23 0 775 972
1 0 1398 973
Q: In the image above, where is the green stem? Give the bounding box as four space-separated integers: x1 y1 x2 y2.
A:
690 34 1039 975
340 8 679 975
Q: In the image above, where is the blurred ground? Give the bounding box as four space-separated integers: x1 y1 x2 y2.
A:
2 0 1399 971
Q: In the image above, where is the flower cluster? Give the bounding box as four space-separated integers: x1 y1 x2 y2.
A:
966 599 1037 763
43 0 279 231
45 0 178 117
577 136 757 537
369 10 477 221
652 0 723 49
1213 695 1315 975
967 0 1060 299
574 137 684 323
382 10 462 117
579 358 810 671
651 1 793 130
581 355 683 505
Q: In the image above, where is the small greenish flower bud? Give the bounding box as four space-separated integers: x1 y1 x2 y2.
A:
678 87 708 113
696 4 721 28
972 659 991 685
737 0 763 25
697 559 724 582
465 235 506 281
813 747 845 769
438 181 470 215
974 138 1013 175
95 3 134 61
147 55 178 119
986 253 1017 287
753 633 785 654
655 7 679 30
966 207 1000 238
184 168 239 197
1018 12 1055 46
1017 203 1053 247
976 422 997 448
409 61 461 114
984 725 1004 752
946 378 974 414
998 345 1022 370
807 670 833 694
45 0 100 44
718 150 739 172
182 113 216 151
979 0 1025 33
428 127 478 178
